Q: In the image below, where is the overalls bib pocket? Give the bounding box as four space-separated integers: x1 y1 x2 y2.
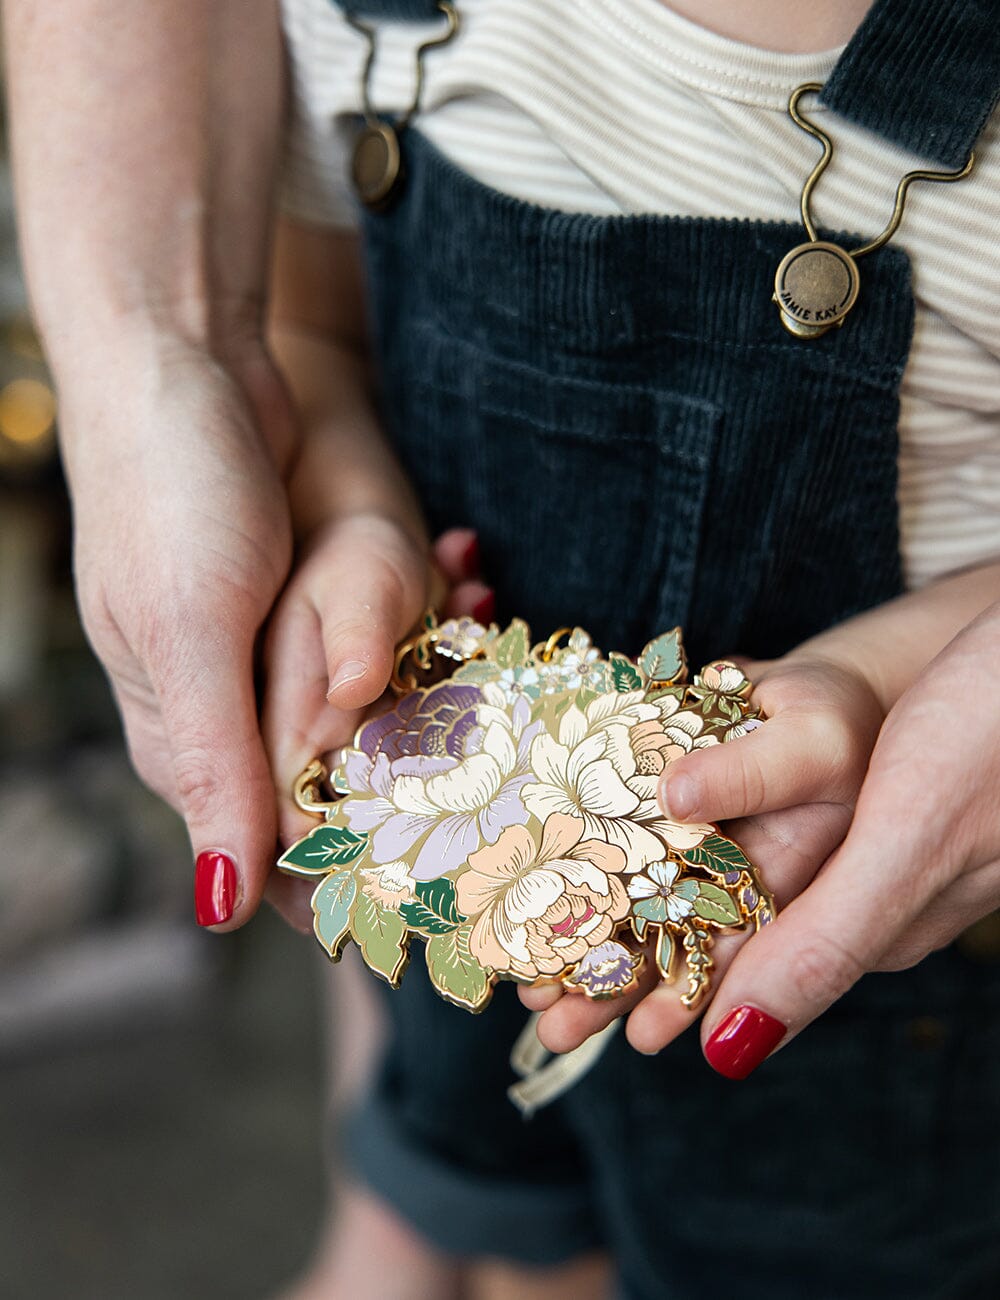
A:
395 319 721 650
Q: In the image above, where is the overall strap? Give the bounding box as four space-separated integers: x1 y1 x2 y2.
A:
820 0 1000 167
338 0 1000 169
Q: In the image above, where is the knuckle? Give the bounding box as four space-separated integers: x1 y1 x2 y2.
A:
172 746 222 824
730 747 768 815
788 930 866 1008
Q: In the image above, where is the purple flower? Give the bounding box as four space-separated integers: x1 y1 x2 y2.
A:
564 941 640 998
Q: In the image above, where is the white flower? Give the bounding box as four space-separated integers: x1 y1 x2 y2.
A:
628 861 699 923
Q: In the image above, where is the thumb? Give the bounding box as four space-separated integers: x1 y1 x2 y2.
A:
159 639 277 932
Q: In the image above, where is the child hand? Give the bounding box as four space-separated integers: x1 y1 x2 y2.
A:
518 650 885 1054
262 516 492 931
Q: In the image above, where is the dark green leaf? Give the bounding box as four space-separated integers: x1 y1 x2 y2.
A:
610 653 643 693
278 823 369 877
683 833 752 876
399 877 463 935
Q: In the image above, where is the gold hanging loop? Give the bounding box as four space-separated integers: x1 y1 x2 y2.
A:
346 1 461 211
774 84 975 340
294 759 340 819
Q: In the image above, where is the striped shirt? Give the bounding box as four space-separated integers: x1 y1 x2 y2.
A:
279 0 1000 589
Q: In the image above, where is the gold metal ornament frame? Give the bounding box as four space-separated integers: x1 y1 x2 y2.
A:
281 614 775 1013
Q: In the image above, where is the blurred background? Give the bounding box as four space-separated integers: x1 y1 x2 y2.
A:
0 74 328 1300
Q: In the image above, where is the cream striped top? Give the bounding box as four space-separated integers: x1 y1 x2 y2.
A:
279 0 1000 589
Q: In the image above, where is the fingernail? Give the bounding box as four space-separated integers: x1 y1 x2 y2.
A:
705 1005 786 1080
461 534 480 579
660 772 696 818
473 590 495 624
328 659 368 697
194 851 237 927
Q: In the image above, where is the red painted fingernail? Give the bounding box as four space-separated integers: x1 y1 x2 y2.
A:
194 851 237 927
462 534 480 579
473 590 495 624
705 1005 786 1079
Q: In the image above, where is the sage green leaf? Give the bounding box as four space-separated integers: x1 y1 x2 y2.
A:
425 923 492 1011
655 926 676 981
399 877 463 935
493 619 530 669
633 896 669 923
278 823 369 877
631 914 649 941
692 881 742 926
610 653 643 693
311 870 357 959
638 629 685 684
352 892 409 986
683 833 752 876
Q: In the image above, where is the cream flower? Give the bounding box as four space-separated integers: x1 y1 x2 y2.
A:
360 861 416 911
455 813 628 979
522 692 713 870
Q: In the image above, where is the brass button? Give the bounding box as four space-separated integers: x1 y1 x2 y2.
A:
352 122 403 212
773 241 860 338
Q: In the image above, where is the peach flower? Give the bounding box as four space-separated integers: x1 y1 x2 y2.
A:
455 813 628 980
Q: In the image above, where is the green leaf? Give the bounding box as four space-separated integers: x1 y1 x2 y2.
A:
691 881 742 926
425 923 492 1011
683 833 753 876
631 914 649 942
351 892 409 986
278 823 369 877
638 629 685 684
493 619 530 669
311 870 357 959
610 653 643 693
633 896 669 923
399 877 463 935
655 926 676 981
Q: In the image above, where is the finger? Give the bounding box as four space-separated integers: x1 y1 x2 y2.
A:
534 943 660 1054
659 663 881 823
319 516 429 711
443 580 495 623
262 591 366 847
518 981 565 1012
155 632 278 933
625 800 851 1053
696 792 938 1080
263 871 317 936
431 527 480 584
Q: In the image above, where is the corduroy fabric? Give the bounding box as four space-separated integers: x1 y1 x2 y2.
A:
822 0 1000 168
364 133 911 666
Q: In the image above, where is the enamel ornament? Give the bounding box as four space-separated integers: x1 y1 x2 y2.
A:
280 615 774 1012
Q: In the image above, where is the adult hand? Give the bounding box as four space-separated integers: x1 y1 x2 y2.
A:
263 520 493 931
62 335 298 931
690 603 1000 1078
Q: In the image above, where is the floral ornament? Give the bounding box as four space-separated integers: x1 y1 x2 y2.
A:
278 615 774 1013
564 941 641 998
628 861 699 924
455 813 629 979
